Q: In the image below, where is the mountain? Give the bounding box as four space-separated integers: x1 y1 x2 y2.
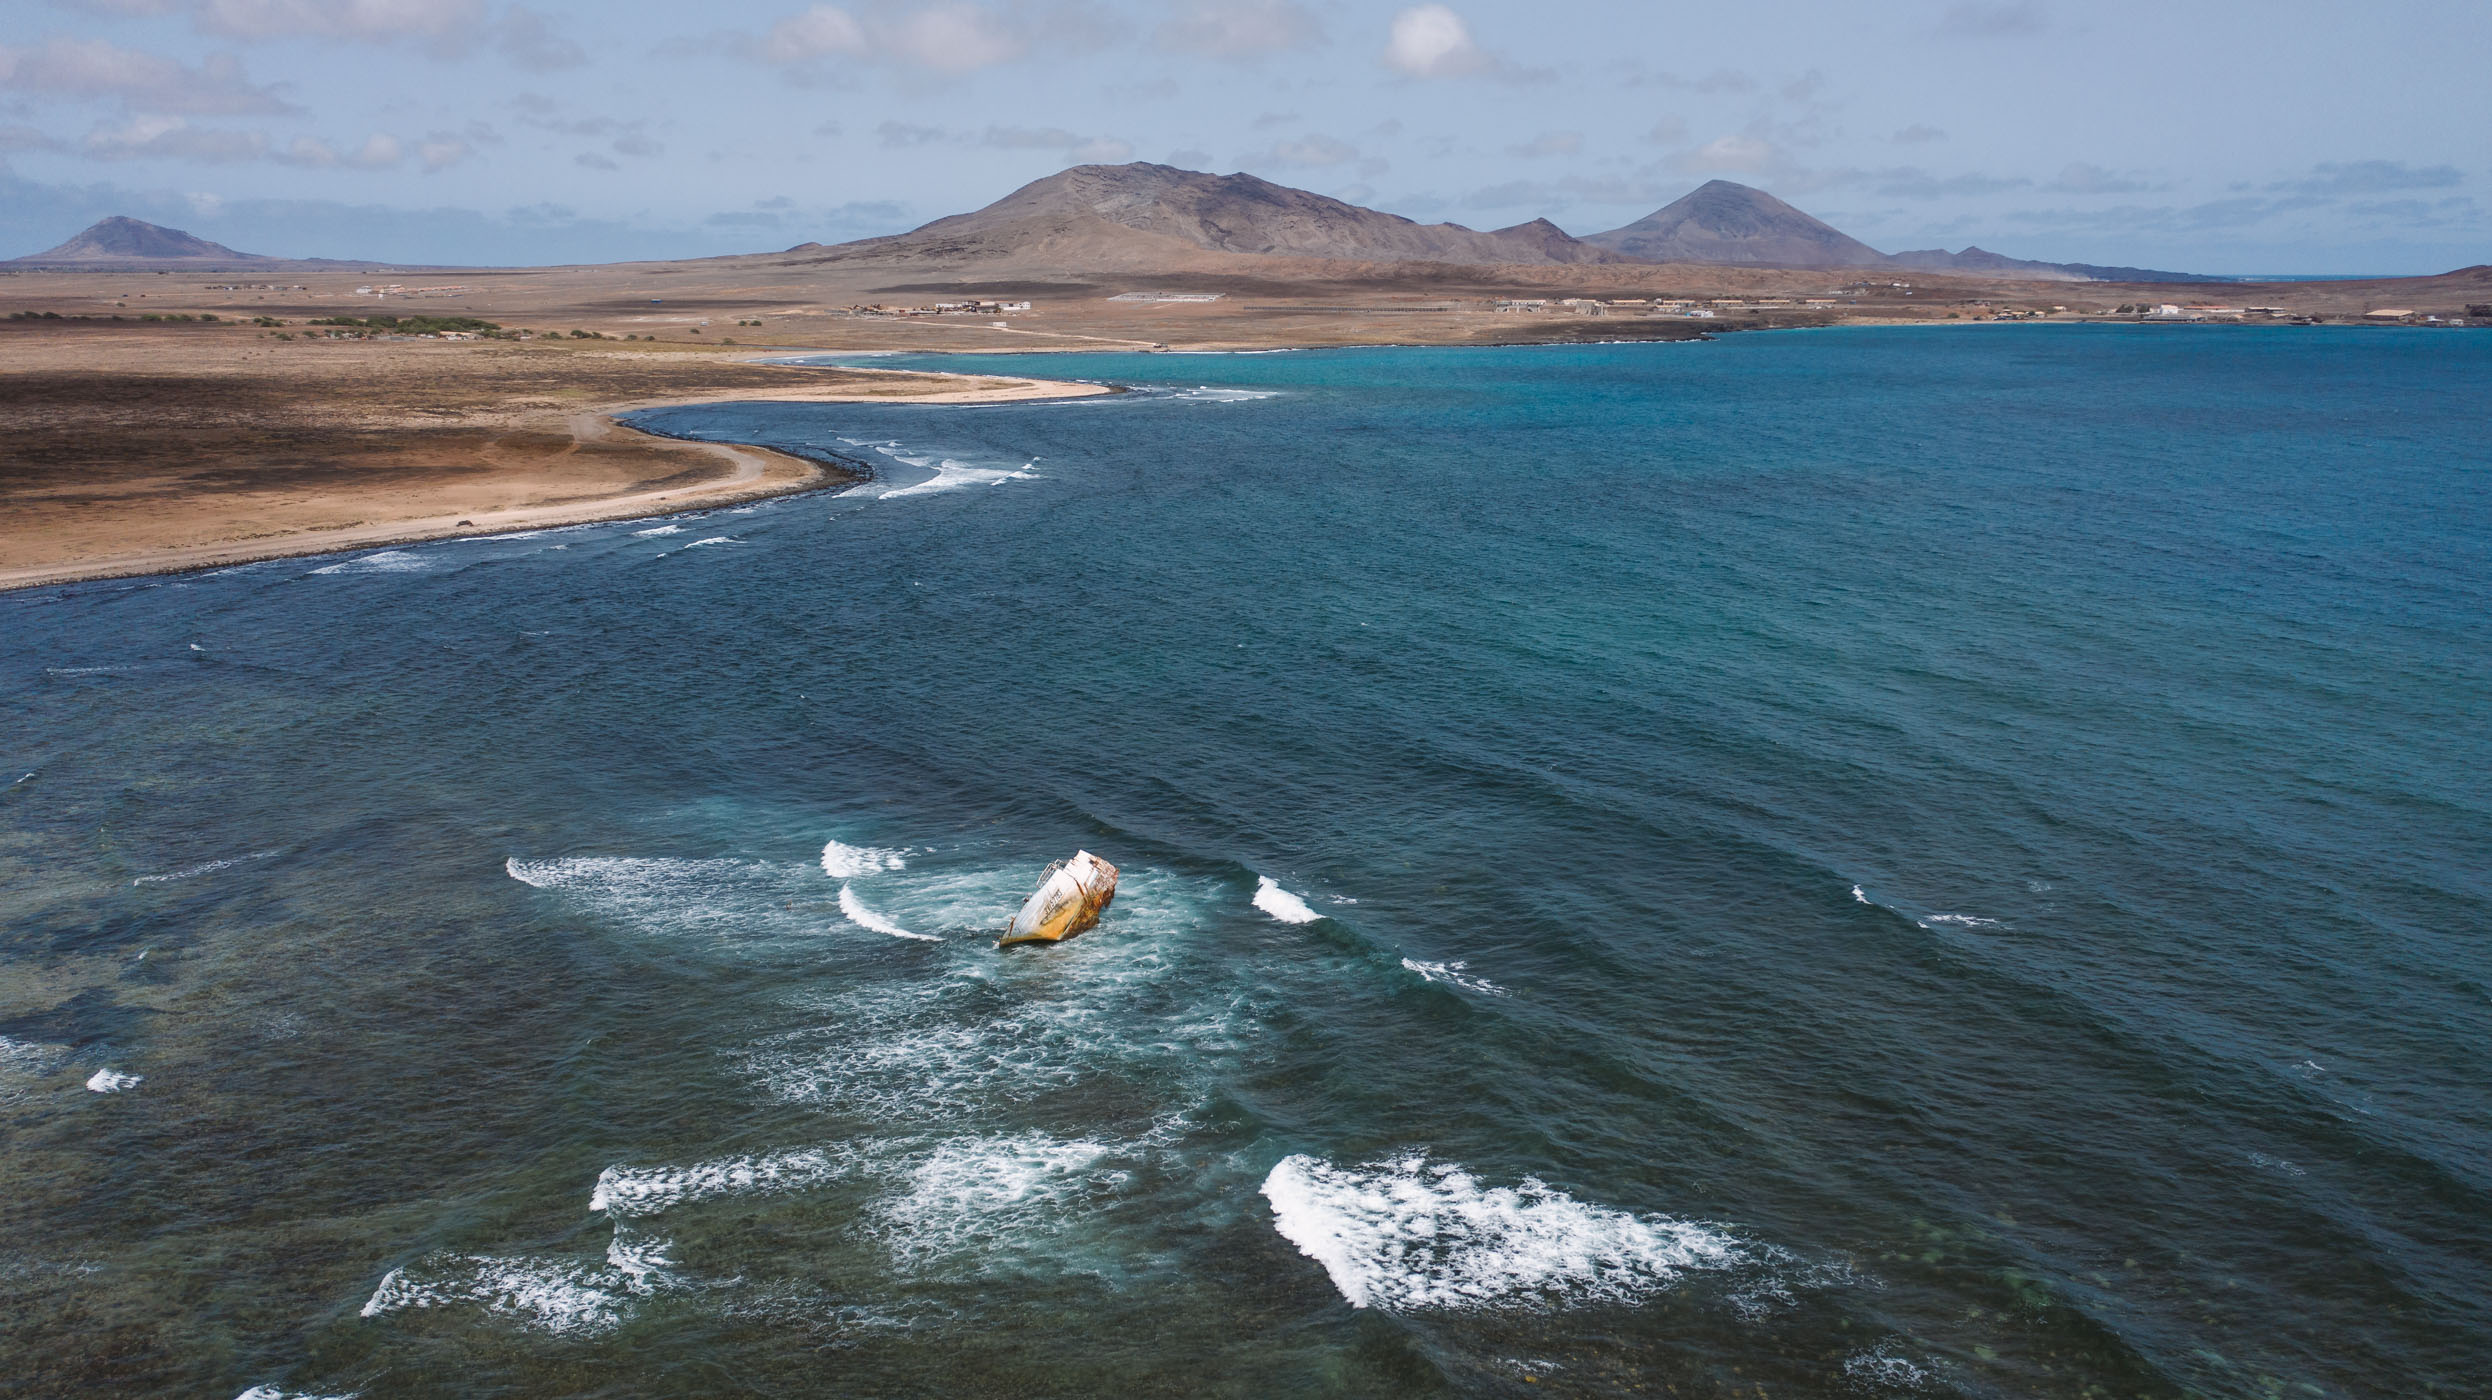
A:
1887 245 2088 281
1584 181 1890 267
11 216 272 265
1890 245 2215 283
825 163 1619 268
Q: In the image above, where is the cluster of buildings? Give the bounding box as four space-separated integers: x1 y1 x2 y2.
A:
351 283 471 299
1493 297 1844 317
841 299 1032 317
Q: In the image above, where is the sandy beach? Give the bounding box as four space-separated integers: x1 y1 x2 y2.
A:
0 326 1106 592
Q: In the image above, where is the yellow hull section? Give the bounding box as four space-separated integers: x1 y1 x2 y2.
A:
999 850 1119 947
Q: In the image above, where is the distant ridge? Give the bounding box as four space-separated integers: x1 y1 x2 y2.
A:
1584 181 1889 268
1890 245 2216 284
821 162 1621 268
10 216 273 265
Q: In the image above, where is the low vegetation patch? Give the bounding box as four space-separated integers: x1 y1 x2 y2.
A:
306 314 504 336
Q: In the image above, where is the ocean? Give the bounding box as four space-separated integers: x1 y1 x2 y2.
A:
3 326 2486 1398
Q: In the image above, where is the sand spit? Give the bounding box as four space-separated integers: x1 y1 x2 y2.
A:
0 331 1105 592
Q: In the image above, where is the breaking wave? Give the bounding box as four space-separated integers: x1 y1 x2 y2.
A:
821 839 907 879
840 884 938 940
308 550 428 576
1400 958 1508 996
1252 877 1320 924
360 1252 657 1337
85 1068 142 1093
1260 1154 1739 1311
591 1146 854 1219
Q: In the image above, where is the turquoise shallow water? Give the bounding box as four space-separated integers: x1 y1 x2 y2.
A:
3 326 2487 1399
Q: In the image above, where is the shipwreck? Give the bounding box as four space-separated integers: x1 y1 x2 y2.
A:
999 850 1119 947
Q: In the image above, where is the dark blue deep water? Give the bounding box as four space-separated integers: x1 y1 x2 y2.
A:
4 327 2488 1399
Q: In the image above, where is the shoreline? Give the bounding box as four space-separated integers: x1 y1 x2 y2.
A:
0 365 1111 595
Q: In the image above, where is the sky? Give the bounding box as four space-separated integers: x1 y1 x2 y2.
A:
2 0 2486 273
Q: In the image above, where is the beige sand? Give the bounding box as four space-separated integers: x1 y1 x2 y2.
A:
0 329 1105 591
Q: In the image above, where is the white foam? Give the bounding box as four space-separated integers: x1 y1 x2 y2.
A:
591 1146 853 1218
1164 386 1280 402
0 1036 69 1101
504 854 817 943
86 1068 141 1093
360 1254 641 1336
633 524 684 536
1852 885 1869 903
820 839 907 879
1400 958 1509 997
44 665 133 675
234 1387 360 1400
603 1229 677 1289
0 1036 67 1076
1252 877 1320 924
840 885 938 940
1921 913 2006 929
679 536 740 548
1260 1154 1739 1311
876 456 1040 500
308 549 427 576
871 1132 1119 1267
1842 1342 1932 1390
132 849 279 885
743 866 1246 1119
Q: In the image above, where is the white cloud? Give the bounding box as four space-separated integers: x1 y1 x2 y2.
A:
81 113 266 160
274 130 403 166
417 129 472 170
762 5 870 63
495 6 584 71
53 0 187 13
882 4 1024 72
874 118 946 146
1383 4 1483 78
195 0 488 43
758 2 1026 73
1893 123 1946 144
0 37 292 115
1156 0 1322 59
